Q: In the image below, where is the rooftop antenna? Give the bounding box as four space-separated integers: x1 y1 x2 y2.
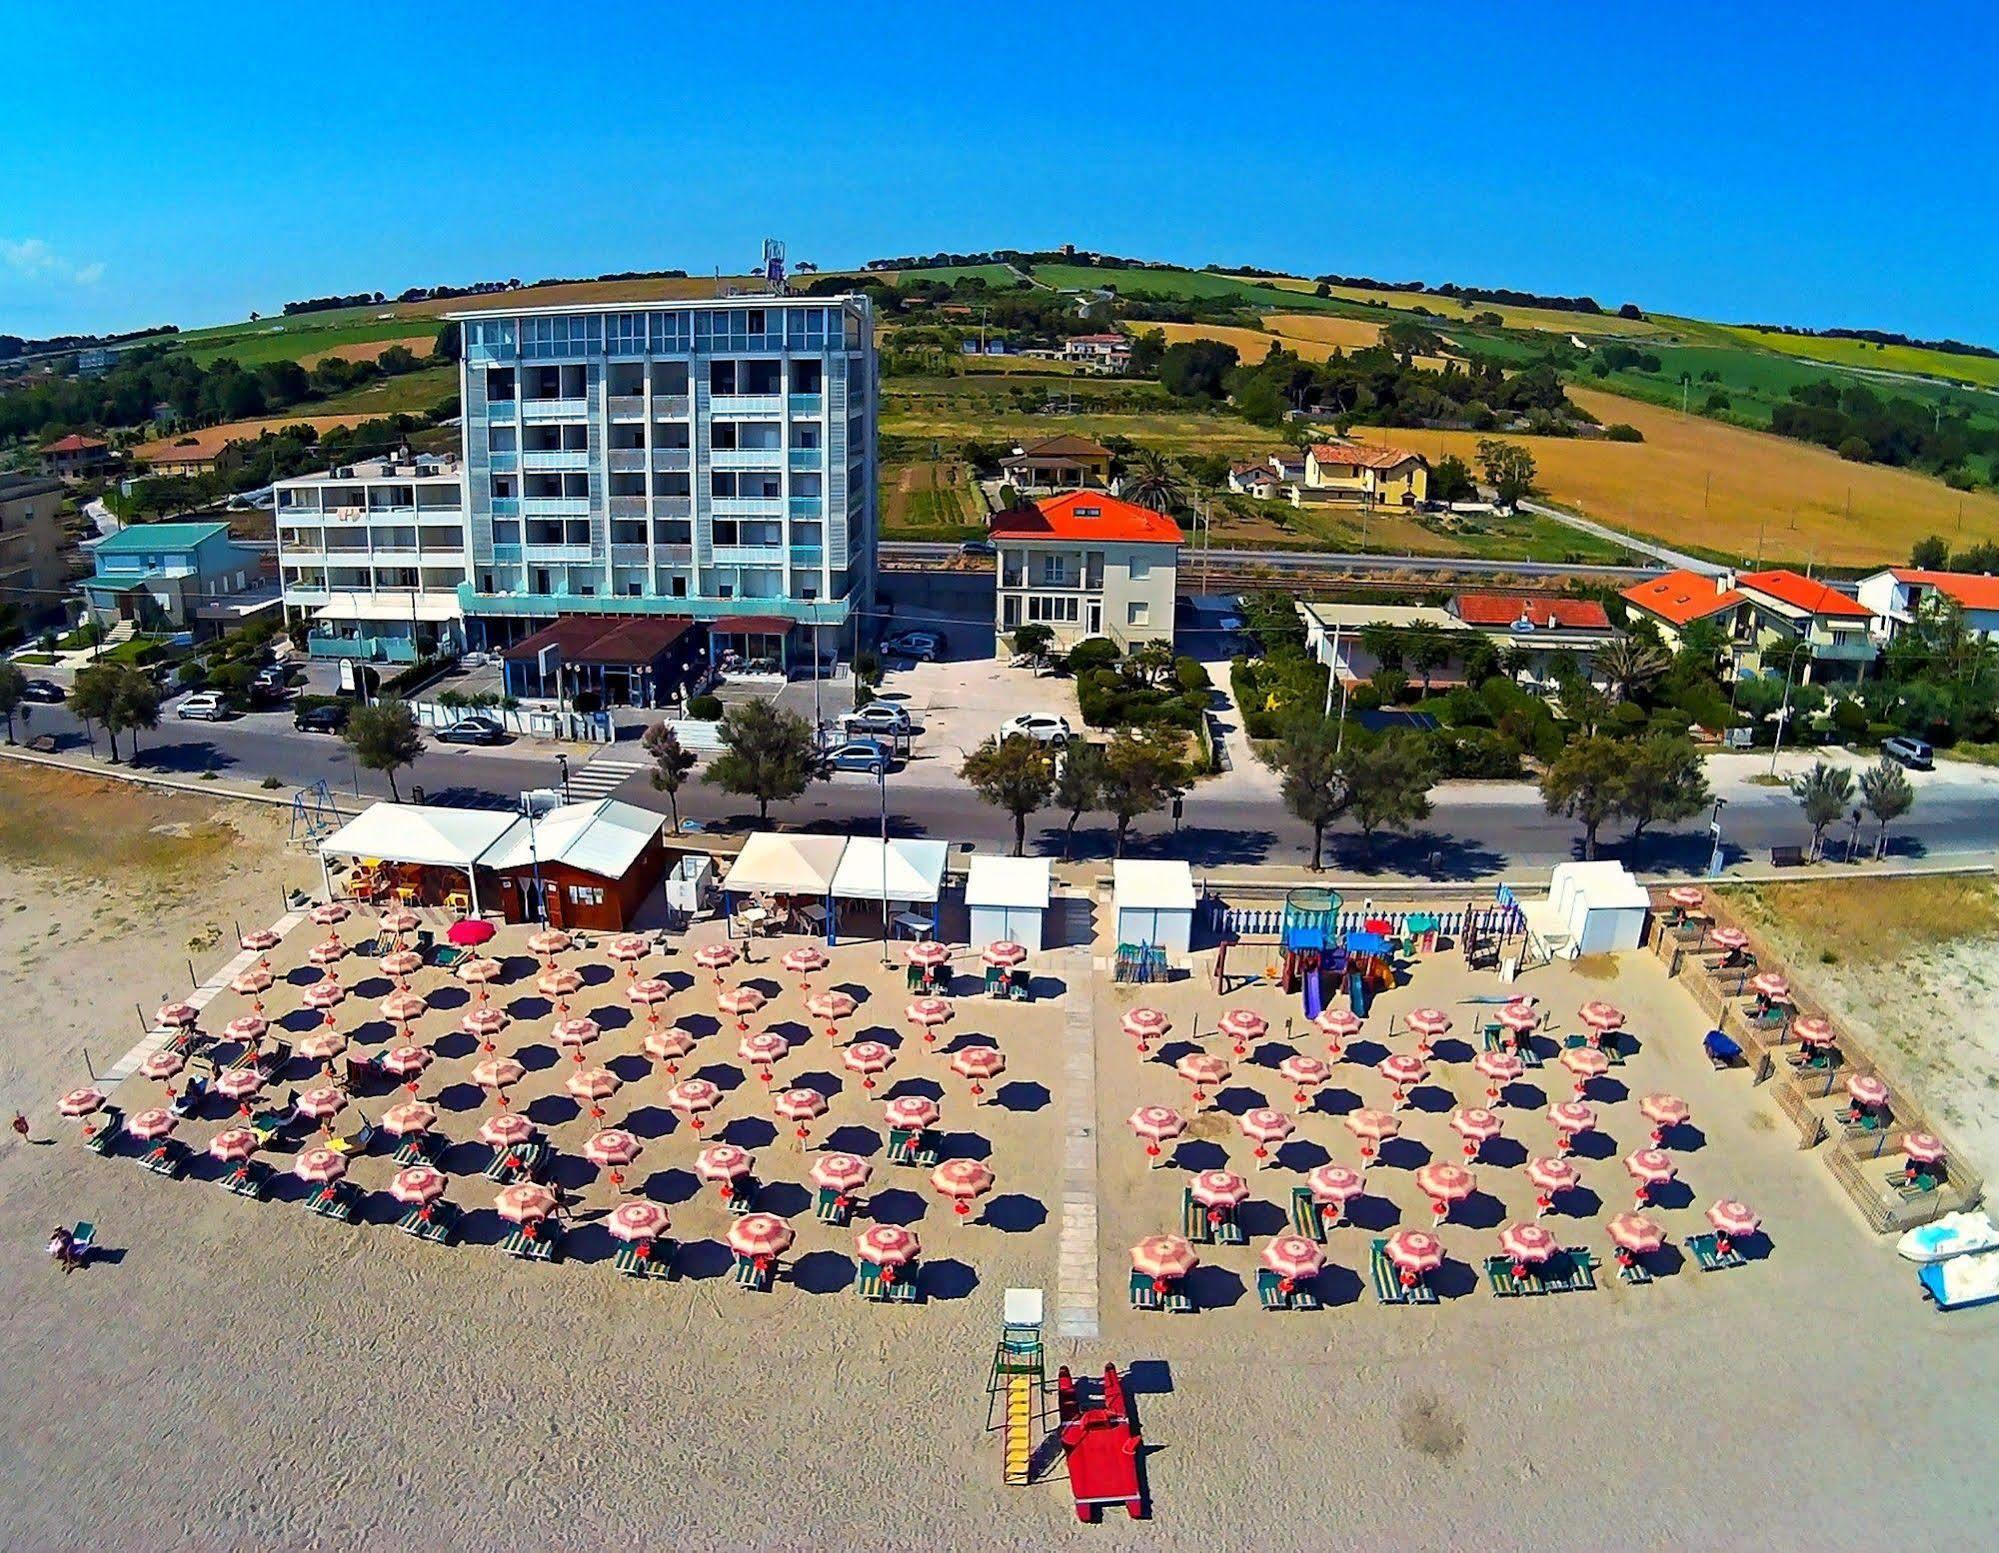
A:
761 238 788 296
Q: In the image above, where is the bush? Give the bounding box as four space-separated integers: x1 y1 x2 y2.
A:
1173 657 1209 694
688 694 723 721
570 689 602 714
1067 638 1121 676
385 653 452 695
1431 728 1525 779
1838 436 1873 462
1604 423 1643 442
1830 699 1869 741
1346 682 1383 714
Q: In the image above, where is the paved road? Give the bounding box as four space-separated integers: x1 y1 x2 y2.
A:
881 541 1661 583
1517 498 1722 575
21 700 1996 880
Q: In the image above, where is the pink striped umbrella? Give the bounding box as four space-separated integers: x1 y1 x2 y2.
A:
883 1095 940 1133
390 1166 447 1206
856 1223 920 1271
1175 1052 1230 1109
1791 1015 1837 1048
1749 971 1790 1002
1127 1105 1186 1165
552 1017 600 1065
932 1158 996 1221
138 1051 185 1084
224 1013 268 1047
298 1030 346 1065
1307 1163 1365 1224
309 902 351 927
1846 1074 1890 1109
1383 1229 1444 1286
455 957 504 999
627 976 672 1014
156 1001 200 1029
1577 1001 1625 1033
128 1107 176 1142
1218 1008 1268 1054
1189 1168 1249 1209
1239 1107 1295 1166
1709 926 1749 952
495 1183 556 1224
565 1067 622 1120
982 941 1028 969
1405 1006 1451 1041
1278 1054 1330 1108
1130 1234 1198 1281
607 935 651 976
379 990 428 1029
207 1126 258 1163
693 943 738 983
1625 1148 1676 1206
1449 1106 1503 1159
536 967 585 1011
1260 1234 1324 1287
1415 1162 1477 1224
377 906 422 937
607 1200 670 1244
380 1045 432 1092
472 1055 526 1093
478 1112 533 1149
948 1045 1006 1104
583 1128 643 1177
214 1067 264 1105
1667 885 1705 910
228 967 273 1003
1546 1100 1597 1152
665 1078 721 1133
1904 1132 1947 1166
717 985 767 1033
905 940 951 969
1498 1221 1558 1272
905 997 953 1052
308 937 347 968
1317 1008 1362 1056
738 1032 790 1088
382 1100 438 1137
1560 1046 1609 1096
773 1086 828 1146
239 928 282 957
1497 1000 1540 1035
781 946 828 989
527 928 572 964
843 1041 895 1096
807 989 857 1043
1345 1107 1399 1167
1378 1051 1429 1107
726 1212 793 1262
810 1152 872 1196
378 948 423 982
1121 1007 1169 1049
1706 1199 1759 1243
1474 1049 1524 1103
461 1005 509 1047
302 981 346 1013
642 1025 696 1074
295 1085 346 1123
294 1147 347 1187
1640 1092 1690 1144
1606 1212 1665 1256
1527 1155 1578 1215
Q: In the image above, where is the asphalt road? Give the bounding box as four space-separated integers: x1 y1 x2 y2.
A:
20 700 1996 880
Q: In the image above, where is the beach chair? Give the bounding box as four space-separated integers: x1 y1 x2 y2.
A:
485 1141 549 1184
1481 1024 1504 1052
1684 1232 1745 1272
1256 1268 1318 1311
169 1076 210 1120
69 1222 96 1267
1485 1256 1529 1297
1517 1040 1544 1070
1894 1168 1942 1198
1703 1030 1743 1069
252 1042 291 1082
1289 1186 1326 1243
327 1123 375 1158
249 1098 298 1147
1615 1252 1654 1286
140 1137 188 1178
613 1239 676 1279
430 944 467 970
1162 1275 1194 1314
1370 1239 1407 1305
905 964 925 994
886 1127 940 1167
306 1180 358 1224
396 1200 460 1245
725 1175 759 1216
1599 1031 1626 1065
732 1252 776 1292
1542 1247 1599 1294
815 1186 855 1226
220 1160 270 1200
84 1107 123 1157
499 1219 561 1263
983 965 1004 997
392 1130 442 1168
1181 1187 1215 1246
1128 1270 1163 1311
854 1258 921 1302
1007 969 1030 1002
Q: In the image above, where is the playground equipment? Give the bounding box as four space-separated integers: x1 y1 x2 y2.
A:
288 779 340 845
987 1288 1054 1486
1276 889 1342 1013
1057 1363 1145 1521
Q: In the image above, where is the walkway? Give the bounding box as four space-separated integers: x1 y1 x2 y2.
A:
1053 944 1099 1340
1520 498 1724 575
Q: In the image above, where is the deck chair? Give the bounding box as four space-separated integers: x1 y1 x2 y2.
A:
1162 1275 1194 1314
1894 1168 1941 1198
732 1253 775 1292
1369 1239 1407 1305
724 1175 759 1216
392 1129 442 1168
485 1141 549 1183
1181 1187 1215 1245
1517 1040 1545 1070
1214 1203 1246 1246
1128 1270 1163 1311
1257 1268 1290 1310
1685 1232 1744 1272
905 964 925 994
1703 1030 1742 1069
816 1186 854 1226
140 1137 188 1178
1289 1186 1326 1243
1007 969 1030 1002
249 1098 298 1147
1615 1252 1654 1285
170 1078 210 1119
253 1042 291 1082
886 1127 940 1167
1600 1032 1626 1065
306 1181 358 1223
613 1239 675 1279
69 1222 97 1265
1486 1256 1529 1297
396 1200 460 1244
431 944 467 970
220 1160 270 1200
983 966 1004 997
327 1123 375 1158
499 1220 561 1262
1548 1247 1599 1293
83 1108 123 1157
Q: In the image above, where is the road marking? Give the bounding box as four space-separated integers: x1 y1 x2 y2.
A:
563 759 644 800
1053 945 1099 1340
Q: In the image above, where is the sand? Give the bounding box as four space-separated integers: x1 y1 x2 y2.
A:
4 776 1999 1549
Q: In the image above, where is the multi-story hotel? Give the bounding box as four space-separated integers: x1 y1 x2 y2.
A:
275 292 878 696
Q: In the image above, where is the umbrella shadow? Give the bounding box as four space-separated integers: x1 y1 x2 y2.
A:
675 1238 734 1281
1570 1129 1617 1161
920 1257 979 1302
1647 1179 1694 1212
693 1063 746 1093
642 1166 701 1204
560 1222 616 1264
432 1031 476 1061
720 1115 777 1150
1646 1243 1690 1278
991 1081 1049 1114
1431 1256 1480 1301
1186 1266 1245 1311
866 1187 928 1226
791 1068 847 1100
1248 1039 1294 1070
1344 1192 1401 1233
1498 1081 1547 1111
824 1124 881 1157
1156 1038 1201 1068
937 1130 991 1162
1212 1085 1268 1118
1345 1038 1390 1069
430 985 470 1011
1276 1138 1331 1171
1405 1084 1453 1116
593 1005 635 1032
1315 1263 1367 1309
884 1075 945 1103
1591 1077 1632 1105
434 1081 483 1115
579 963 617 988
525 1094 581 1127
1430 1037 1475 1066
622 1104 678 1141
1237 1197 1286 1237
505 995 554 1022
437 1139 487 1176
790 1249 854 1295
1377 1136 1431 1171
1317 1086 1362 1117
757 1179 813 1219
547 1154 594 1192
1169 1139 1229 1172
455 1208 508 1249
984 1193 1047 1234
516 1043 560 1073
855 1023 899 1048
831 980 871 1004
1555 1184 1605 1218
742 975 782 999
498 954 538 981
770 1017 812 1043
1478 1136 1529 1169
1664 1122 1707 1153
608 1053 650 1083
1452 1190 1506 1231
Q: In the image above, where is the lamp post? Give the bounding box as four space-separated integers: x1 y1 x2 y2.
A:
1706 797 1728 879
877 759 891 967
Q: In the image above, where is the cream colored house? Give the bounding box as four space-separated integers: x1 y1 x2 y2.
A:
992 490 1181 651
1304 441 1429 505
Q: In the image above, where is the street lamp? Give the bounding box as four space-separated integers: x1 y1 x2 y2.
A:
1706 797 1728 879
877 758 891 967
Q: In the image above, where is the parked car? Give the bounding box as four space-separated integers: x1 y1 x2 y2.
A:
175 692 230 722
436 715 508 746
21 678 64 704
1882 736 1933 771
845 702 913 737
822 738 892 776
999 712 1073 747
294 702 351 734
252 665 290 694
882 630 943 661
959 539 996 558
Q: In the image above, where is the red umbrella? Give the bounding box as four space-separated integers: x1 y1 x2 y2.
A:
807 989 858 1043
1607 1212 1665 1255
1307 1163 1365 1224
1708 926 1749 952
1577 1001 1625 1033
1667 885 1705 910
1383 1229 1444 1287
1475 1050 1524 1102
382 1100 438 1137
856 1224 920 1275
1239 1107 1294 1166
1545 1100 1596 1151
479 1112 533 1149
717 985 767 1033
1378 1051 1428 1105
207 1126 258 1163
948 1045 1006 1103
1625 1148 1676 1205
1259 1234 1324 1289
665 1078 721 1132
1706 1199 1759 1244
224 1014 268 1048
302 981 346 1022
1791 1015 1837 1048
1278 1054 1330 1107
390 1166 447 1206
1130 1235 1198 1282
607 1199 670 1246
1344 1107 1399 1167
295 1085 345 1123
1749 971 1790 1002
811 1152 873 1197
982 941 1027 969
1498 1221 1558 1275
1218 1007 1268 1054
773 1086 828 1146
138 1051 185 1084
447 919 495 948
883 1095 940 1133
1174 1051 1230 1109
1121 1007 1169 1050
565 1067 622 1121
1189 1168 1249 1209
1317 1008 1362 1056
843 1041 894 1096
932 1158 996 1221
905 997 953 1052
156 1001 200 1029
643 1025 696 1073
905 940 951 970
495 1182 556 1224
1497 1000 1540 1035
1847 1074 1890 1109
1904 1132 1947 1166
1414 1162 1476 1224
1640 1092 1690 1144
1449 1106 1502 1159
128 1107 176 1142
727 1213 794 1269
1527 1155 1578 1215
309 902 351 927
1127 1105 1185 1166
739 1030 789 1067
627 976 672 1014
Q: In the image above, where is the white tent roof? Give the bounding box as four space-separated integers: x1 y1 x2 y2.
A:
485 799 661 878
315 594 460 622
965 855 1050 911
831 838 950 904
1113 859 1198 912
720 832 848 896
318 802 521 870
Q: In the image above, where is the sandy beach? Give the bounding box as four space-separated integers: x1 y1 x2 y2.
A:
5 772 1999 1550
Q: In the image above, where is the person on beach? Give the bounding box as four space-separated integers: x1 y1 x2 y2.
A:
10 1112 28 1142
47 1226 79 1274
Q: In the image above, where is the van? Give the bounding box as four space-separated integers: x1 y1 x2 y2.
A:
1882 736 1933 771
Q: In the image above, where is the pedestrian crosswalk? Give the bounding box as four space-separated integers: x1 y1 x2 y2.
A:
564 758 644 801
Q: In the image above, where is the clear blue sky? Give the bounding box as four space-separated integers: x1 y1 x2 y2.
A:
4 0 1996 343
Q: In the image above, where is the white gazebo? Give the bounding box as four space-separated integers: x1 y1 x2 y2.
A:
316 802 525 916
1112 858 1197 960
965 855 1052 952
718 833 849 937
829 837 951 944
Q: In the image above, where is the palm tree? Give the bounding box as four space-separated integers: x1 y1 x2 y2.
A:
1597 635 1671 702
1122 448 1183 514
1858 756 1914 859
1789 759 1854 862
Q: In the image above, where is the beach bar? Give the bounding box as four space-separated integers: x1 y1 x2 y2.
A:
483 799 668 930
829 838 950 945
718 833 848 938
966 855 1052 951
317 802 524 916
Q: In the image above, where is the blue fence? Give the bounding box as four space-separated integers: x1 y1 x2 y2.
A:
1209 901 1523 944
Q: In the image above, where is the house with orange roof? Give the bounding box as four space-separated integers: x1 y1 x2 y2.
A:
1856 567 1999 644
1303 440 1428 506
39 432 112 481
1622 567 1874 682
990 490 1180 651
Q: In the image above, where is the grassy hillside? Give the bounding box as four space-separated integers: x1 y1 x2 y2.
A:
1711 323 1999 392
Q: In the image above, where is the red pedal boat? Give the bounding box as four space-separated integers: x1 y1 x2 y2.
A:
1057 1364 1144 1521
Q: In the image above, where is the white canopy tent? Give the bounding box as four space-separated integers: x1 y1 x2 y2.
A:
829 838 951 945
484 798 661 877
1112 859 1197 960
965 855 1052 952
719 833 849 898
316 802 524 916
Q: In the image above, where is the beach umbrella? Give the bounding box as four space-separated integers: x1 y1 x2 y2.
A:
717 985 767 1033
856 1225 920 1284
479 1112 533 1150
1791 1015 1837 1048
982 941 1027 969
642 1025 696 1075
527 928 573 966
1527 1156 1578 1217
1706 1199 1760 1247
1546 1100 1597 1153
378 948 423 983
1497 1000 1540 1035
447 919 495 948
948 1045 1006 1104
607 935 650 976
566 1067 622 1121
1846 1074 1889 1110
1121 1007 1169 1052
295 1085 346 1124
932 1158 996 1222
1218 1007 1268 1055
1560 1045 1609 1096
128 1107 176 1142
377 906 422 938
1414 1161 1476 1225
1667 886 1705 910
1259 1234 1324 1292
472 1055 526 1095
308 937 347 968
461 1005 509 1048
494 1182 556 1224
1174 1051 1230 1110
228 967 273 1004
606 1199 670 1248
207 1125 258 1164
1130 1234 1198 1285
156 1001 200 1030
726 1212 794 1267
214 1067 264 1107
807 989 857 1043
1708 926 1749 952
1383 1229 1444 1288
455 957 504 1001
239 928 282 960
1307 1163 1365 1225
781 946 828 991
1127 1104 1186 1166
1904 1132 1947 1166
1606 1213 1665 1258
1278 1054 1330 1108
665 1078 721 1133
773 1086 828 1146
583 1129 643 1189
379 990 428 1030
811 1152 873 1200
309 902 351 927
627 977 672 1022
1405 1007 1451 1053
883 1095 940 1134
537 967 584 1012
843 1041 895 1096
302 980 346 1025
1239 1107 1295 1167
298 1030 346 1069
1749 971 1790 1003
1378 1051 1429 1106
1449 1106 1503 1159
1344 1107 1399 1167
1498 1221 1558 1277
1317 1007 1362 1058
294 1147 347 1193
1189 1169 1249 1215
380 1045 432 1093
1577 1001 1625 1034
138 1051 185 1084
904 996 953 1052
1640 1092 1690 1145
905 940 951 970
552 1017 600 1064
382 1100 438 1137
693 943 738 985
738 1031 789 1090
390 1166 447 1206
1474 1049 1525 1104
1624 1148 1676 1206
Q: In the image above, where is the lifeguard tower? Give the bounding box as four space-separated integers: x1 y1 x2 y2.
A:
986 1288 1054 1485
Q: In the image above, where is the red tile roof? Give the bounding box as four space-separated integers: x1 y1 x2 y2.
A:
1736 569 1871 619
1888 569 1999 612
1453 593 1612 630
1620 569 1744 626
41 433 107 453
1309 441 1421 471
989 490 1182 545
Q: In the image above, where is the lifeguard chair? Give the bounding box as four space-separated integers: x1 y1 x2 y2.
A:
986 1288 1054 1485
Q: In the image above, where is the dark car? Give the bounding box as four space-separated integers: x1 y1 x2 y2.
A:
959 538 996 558
21 679 64 704
294 702 351 734
822 738 891 776
436 715 508 746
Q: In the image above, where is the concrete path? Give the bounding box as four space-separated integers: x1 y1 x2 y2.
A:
1053 944 1099 1340
1520 497 1723 574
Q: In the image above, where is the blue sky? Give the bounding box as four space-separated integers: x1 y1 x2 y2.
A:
4 0 1997 342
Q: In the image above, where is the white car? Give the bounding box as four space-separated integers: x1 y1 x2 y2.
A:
176 692 230 721
999 713 1072 747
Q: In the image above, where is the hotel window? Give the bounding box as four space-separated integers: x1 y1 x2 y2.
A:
566 885 604 907
1128 602 1149 626
1129 556 1151 581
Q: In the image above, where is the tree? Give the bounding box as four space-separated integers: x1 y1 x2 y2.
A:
1357 622 1406 675
1122 447 1183 514
1789 759 1854 861
345 698 424 801
1541 735 1628 860
0 662 23 743
1596 635 1672 702
71 665 124 761
1910 535 1950 570
1097 727 1187 858
1260 708 1346 870
1010 623 1055 662
642 722 698 833
710 697 819 823
1475 438 1536 505
1052 741 1102 861
1430 454 1476 504
1341 733 1437 854
962 735 1054 856
114 668 162 759
1404 627 1454 694
1858 757 1914 859
1617 735 1712 839
851 650 882 709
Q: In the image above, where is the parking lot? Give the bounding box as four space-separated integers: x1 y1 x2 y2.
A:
867 651 1082 778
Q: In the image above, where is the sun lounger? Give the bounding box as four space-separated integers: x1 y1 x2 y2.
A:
1289 1186 1326 1243
1517 1040 1544 1069
220 1160 270 1200
392 1130 442 1168
140 1138 188 1178
1684 1232 1745 1272
249 1100 298 1147
252 1042 291 1082
855 1258 922 1302
1256 1267 1319 1311
613 1239 676 1279
1371 1238 1438 1305
1485 1256 1532 1297
327 1123 375 1158
1616 1253 1654 1285
1128 1270 1162 1311
305 1180 358 1224
499 1220 561 1262
886 1127 940 1168
984 966 1004 997
1181 1187 1214 1245
69 1221 96 1265
815 1186 854 1226
396 1200 460 1244
1007 969 1029 1002
732 1252 775 1292
1537 1247 1599 1293
431 944 467 969
1894 1169 1942 1198
83 1108 123 1156
169 1077 209 1119
484 1140 549 1183
1161 1275 1193 1314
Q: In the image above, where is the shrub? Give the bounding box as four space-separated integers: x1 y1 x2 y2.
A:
1431 728 1525 779
1173 657 1209 694
571 689 602 714
1830 699 1869 740
1067 638 1121 676
688 694 723 721
1837 436 1873 462
1346 682 1383 714
1604 423 1643 442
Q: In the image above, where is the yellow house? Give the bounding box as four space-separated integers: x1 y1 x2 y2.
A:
1304 441 1429 506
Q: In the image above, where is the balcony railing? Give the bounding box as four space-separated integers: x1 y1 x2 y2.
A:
521 449 589 472
521 496 590 517
788 447 822 471
608 496 647 520
711 497 783 517
710 393 782 416
520 397 588 420
788 393 824 417
652 395 690 418
458 583 851 626
608 394 645 418
607 449 647 474
652 449 690 473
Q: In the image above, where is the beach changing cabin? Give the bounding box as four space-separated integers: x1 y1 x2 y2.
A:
965 855 1052 951
1113 859 1196 960
1529 861 1650 957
